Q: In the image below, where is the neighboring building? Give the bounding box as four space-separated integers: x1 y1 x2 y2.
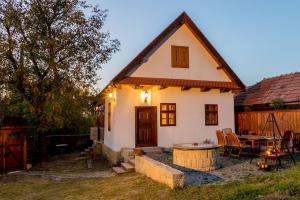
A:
235 72 300 135
235 72 300 111
98 12 245 163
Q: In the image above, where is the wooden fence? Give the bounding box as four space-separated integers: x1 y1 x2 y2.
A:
235 109 300 136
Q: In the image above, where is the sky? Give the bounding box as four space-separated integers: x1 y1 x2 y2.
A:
87 0 300 90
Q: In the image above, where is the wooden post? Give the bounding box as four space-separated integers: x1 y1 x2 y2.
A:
2 137 6 174
23 133 27 170
0 135 3 174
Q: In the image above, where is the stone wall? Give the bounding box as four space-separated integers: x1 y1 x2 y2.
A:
135 155 184 189
102 144 120 165
173 148 220 171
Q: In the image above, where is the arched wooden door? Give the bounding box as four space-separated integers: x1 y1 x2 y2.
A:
135 106 157 147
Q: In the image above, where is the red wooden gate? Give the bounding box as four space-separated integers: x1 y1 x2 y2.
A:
0 116 29 173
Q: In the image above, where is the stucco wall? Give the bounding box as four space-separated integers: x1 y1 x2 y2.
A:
103 22 236 152
104 85 235 152
131 24 230 82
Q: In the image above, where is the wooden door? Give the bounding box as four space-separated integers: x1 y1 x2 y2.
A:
135 107 157 147
0 132 25 173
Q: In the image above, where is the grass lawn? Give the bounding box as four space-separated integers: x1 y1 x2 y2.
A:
1 164 300 200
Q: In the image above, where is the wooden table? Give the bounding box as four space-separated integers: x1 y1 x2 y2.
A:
238 135 275 150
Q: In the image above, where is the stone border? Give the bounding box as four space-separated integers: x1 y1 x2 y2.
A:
135 155 184 189
102 144 121 165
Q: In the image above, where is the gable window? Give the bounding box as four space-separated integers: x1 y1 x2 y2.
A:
171 45 189 68
108 102 111 131
160 103 176 126
205 104 218 125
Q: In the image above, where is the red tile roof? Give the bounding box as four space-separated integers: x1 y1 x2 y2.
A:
118 77 241 90
235 72 300 106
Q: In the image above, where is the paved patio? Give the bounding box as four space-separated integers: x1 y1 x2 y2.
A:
147 152 299 185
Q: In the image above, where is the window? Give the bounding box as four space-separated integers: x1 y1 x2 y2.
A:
171 45 189 68
160 103 176 126
108 102 111 131
205 104 218 125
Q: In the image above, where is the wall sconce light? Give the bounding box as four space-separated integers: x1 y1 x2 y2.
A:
141 90 151 104
108 91 116 102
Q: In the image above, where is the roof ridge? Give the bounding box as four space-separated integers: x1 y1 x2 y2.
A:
262 71 300 81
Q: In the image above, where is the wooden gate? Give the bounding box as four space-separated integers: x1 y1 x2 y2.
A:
0 116 29 173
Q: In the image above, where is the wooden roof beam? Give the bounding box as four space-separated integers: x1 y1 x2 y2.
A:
159 85 168 90
181 86 191 91
200 87 211 92
133 85 144 89
220 88 231 93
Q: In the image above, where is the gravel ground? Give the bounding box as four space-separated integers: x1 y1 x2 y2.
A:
147 152 299 185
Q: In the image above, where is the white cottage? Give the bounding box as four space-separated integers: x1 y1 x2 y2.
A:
98 12 245 163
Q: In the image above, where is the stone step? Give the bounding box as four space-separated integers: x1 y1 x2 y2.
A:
112 167 126 174
121 162 134 171
128 158 135 166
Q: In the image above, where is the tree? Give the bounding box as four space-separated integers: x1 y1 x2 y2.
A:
0 0 120 157
271 98 284 110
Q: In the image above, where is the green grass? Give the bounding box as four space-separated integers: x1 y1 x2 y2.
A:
1 165 300 200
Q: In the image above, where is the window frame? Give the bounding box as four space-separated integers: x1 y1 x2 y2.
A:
205 104 218 126
160 103 176 126
108 102 111 131
171 45 189 68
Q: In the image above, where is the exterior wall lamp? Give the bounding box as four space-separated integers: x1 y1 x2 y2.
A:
141 90 151 104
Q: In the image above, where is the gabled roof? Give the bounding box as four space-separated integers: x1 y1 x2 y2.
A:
101 12 245 93
119 77 241 90
235 72 300 106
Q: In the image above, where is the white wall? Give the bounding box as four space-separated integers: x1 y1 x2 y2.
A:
104 85 235 152
131 24 230 82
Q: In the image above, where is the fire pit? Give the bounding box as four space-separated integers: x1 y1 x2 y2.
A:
173 143 220 171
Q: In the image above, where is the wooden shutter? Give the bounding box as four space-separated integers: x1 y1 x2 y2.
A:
171 46 189 68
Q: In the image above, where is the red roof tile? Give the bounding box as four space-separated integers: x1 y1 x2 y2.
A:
118 77 240 90
235 72 300 106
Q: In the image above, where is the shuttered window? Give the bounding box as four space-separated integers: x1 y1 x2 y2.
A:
205 104 218 125
171 46 189 68
160 103 176 126
108 102 111 131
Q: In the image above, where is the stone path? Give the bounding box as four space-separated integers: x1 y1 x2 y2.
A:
19 170 115 181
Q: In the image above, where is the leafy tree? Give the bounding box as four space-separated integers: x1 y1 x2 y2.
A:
270 98 284 110
0 0 120 157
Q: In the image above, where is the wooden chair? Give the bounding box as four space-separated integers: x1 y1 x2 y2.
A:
222 128 232 135
280 130 294 153
226 132 251 158
216 130 228 155
293 132 300 153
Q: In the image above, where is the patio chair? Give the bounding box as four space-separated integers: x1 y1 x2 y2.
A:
222 128 232 135
226 132 251 158
293 132 300 153
280 130 294 154
216 130 228 155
